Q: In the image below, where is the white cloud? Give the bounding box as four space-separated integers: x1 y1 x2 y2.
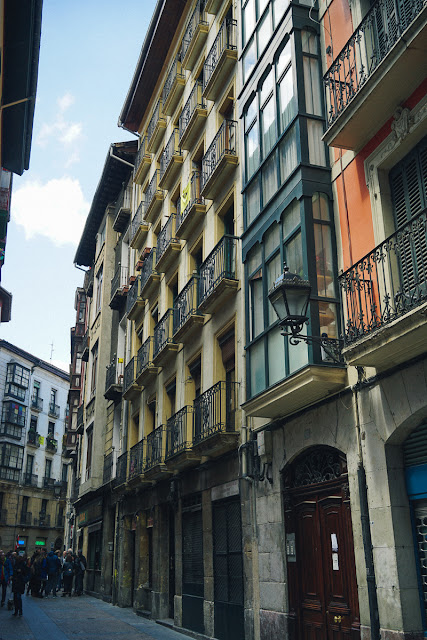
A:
57 92 75 112
59 122 83 145
12 177 89 247
36 92 83 149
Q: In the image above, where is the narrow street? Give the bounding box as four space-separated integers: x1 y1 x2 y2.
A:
0 593 196 640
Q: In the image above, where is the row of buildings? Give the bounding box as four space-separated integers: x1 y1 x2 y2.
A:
65 0 427 639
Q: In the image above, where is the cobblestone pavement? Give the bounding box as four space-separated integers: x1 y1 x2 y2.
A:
0 592 193 640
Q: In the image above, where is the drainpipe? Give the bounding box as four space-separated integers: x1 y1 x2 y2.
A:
109 146 135 169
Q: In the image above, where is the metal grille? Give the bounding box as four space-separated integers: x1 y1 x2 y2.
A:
213 500 244 605
404 422 427 467
182 508 204 596
414 504 427 616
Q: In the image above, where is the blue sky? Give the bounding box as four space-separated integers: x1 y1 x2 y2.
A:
1 0 156 371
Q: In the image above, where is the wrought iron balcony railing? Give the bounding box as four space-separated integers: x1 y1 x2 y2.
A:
179 82 206 144
162 56 184 106
34 512 51 527
181 0 208 61
115 452 128 486
156 215 178 265
103 452 113 484
123 357 138 394
176 171 204 231
140 247 157 291
146 426 164 469
147 99 164 145
203 18 237 91
324 0 426 127
0 422 24 439
173 276 201 335
46 437 58 452
134 136 148 175
160 129 181 181
48 402 60 418
193 381 239 444
113 184 132 219
27 430 41 446
110 264 129 301
154 309 175 360
105 357 124 392
201 119 237 190
137 337 155 378
43 477 55 489
198 235 238 305
129 440 144 479
130 201 145 245
23 473 38 487
31 395 43 411
20 511 32 525
144 170 163 215
339 208 427 346
165 406 194 458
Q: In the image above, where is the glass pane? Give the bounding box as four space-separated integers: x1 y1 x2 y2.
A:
279 68 295 132
265 222 280 257
260 69 274 106
245 97 257 130
279 126 297 183
282 199 300 238
246 120 260 178
301 30 318 54
277 40 291 78
257 8 272 53
274 0 287 26
246 180 261 226
307 119 326 166
261 98 276 158
250 340 266 396
285 231 304 277
258 0 269 15
268 327 285 385
314 223 336 297
267 253 282 324
243 39 257 82
288 329 308 374
251 276 264 338
262 153 278 205
319 301 338 339
303 56 322 116
243 0 256 45
312 192 330 221
246 243 262 274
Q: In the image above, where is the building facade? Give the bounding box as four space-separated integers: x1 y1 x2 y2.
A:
0 340 69 555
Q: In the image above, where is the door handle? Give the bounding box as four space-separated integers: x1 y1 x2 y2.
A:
334 615 342 624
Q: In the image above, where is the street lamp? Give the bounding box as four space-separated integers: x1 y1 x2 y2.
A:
268 263 342 364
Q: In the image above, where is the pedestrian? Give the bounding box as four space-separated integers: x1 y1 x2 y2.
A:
11 554 29 616
56 550 63 593
73 549 87 596
31 551 43 597
45 550 61 597
62 553 74 597
39 549 48 596
0 550 12 607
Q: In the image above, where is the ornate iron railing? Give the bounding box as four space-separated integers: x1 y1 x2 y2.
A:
113 183 132 218
173 276 201 334
193 381 239 444
199 235 238 305
179 82 206 143
134 136 148 175
339 208 427 345
103 452 113 484
176 171 204 231
48 402 60 418
130 201 145 245
140 247 157 291
144 170 162 215
46 438 58 452
160 129 181 181
129 440 144 479
27 430 40 446
157 215 177 264
154 309 175 359
145 426 164 469
324 0 426 127
147 99 163 144
20 511 32 525
202 119 237 189
115 452 128 486
182 0 208 61
123 357 137 393
111 264 129 301
203 18 237 91
23 473 38 487
126 276 142 315
165 406 193 458
162 56 184 106
34 512 51 527
31 395 43 411
105 357 123 392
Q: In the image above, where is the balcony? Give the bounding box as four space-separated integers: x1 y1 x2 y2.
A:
179 82 207 151
144 170 165 223
193 381 239 456
56 515 65 529
162 55 185 116
0 466 20 482
205 0 223 13
34 512 51 527
0 508 7 524
114 452 128 488
165 406 200 471
46 437 58 452
202 19 237 101
85 267 94 297
156 215 181 273
110 264 129 310
201 119 238 199
173 276 204 342
23 473 38 487
339 208 427 371
198 235 238 313
159 128 184 191
130 201 149 250
0 422 24 440
123 357 142 401
31 395 43 411
145 426 169 480
2 402 26 428
20 511 32 526
71 477 80 502
76 404 84 433
153 309 179 367
128 440 145 482
140 247 160 299
181 0 209 70
126 276 145 322
112 184 133 232
176 171 206 240
147 99 167 153
104 357 123 402
323 0 427 150
81 329 90 362
134 135 151 185
103 452 113 484
48 402 60 418
27 430 41 447
135 338 158 387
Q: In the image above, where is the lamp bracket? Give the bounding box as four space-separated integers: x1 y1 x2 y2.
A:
280 325 344 365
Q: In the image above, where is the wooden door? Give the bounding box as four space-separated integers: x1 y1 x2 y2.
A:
285 448 360 640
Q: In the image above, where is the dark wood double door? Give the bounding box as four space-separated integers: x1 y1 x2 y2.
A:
285 448 360 640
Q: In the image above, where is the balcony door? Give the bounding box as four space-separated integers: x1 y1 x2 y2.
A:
182 496 204 634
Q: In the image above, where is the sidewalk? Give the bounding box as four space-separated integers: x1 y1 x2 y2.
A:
0 592 196 640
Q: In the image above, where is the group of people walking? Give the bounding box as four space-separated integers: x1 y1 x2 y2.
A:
0 547 87 617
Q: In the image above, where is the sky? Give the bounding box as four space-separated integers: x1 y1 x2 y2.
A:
1 0 157 372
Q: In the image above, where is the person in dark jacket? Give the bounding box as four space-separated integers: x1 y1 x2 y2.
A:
61 554 74 596
73 549 87 596
0 550 12 606
11 555 29 616
45 550 61 597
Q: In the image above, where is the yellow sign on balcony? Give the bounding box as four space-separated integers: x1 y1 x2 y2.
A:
39 436 44 445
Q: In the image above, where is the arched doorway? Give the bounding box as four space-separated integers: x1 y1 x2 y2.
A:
283 447 360 638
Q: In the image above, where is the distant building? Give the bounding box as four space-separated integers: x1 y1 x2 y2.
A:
0 340 69 554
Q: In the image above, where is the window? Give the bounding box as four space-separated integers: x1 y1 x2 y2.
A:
242 0 276 63
95 265 103 312
33 381 40 400
86 428 93 480
48 422 55 435
62 464 68 484
245 97 259 180
0 444 24 482
91 342 99 394
6 363 30 400
25 455 34 475
45 459 52 479
30 415 38 431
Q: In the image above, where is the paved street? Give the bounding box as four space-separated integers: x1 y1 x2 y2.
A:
0 593 194 640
